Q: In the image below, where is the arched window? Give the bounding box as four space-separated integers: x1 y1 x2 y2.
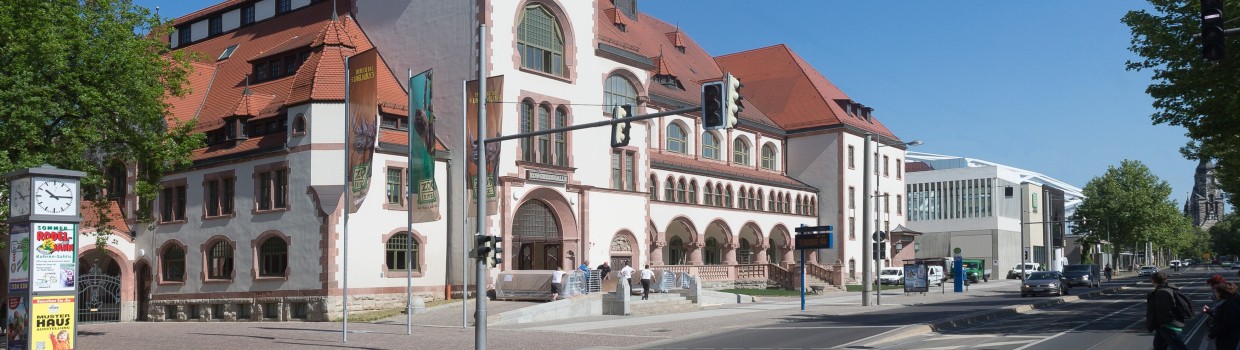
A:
537 105 553 164
648 174 657 200
810 197 817 213
757 190 764 211
725 186 734 208
689 180 698 204
667 123 687 154
162 244 185 282
704 182 714 206
292 113 307 135
676 178 686 203
732 138 750 165
738 187 748 209
669 236 686 265
520 101 535 161
761 143 777 170
207 241 233 280
715 183 723 207
749 188 757 210
259 237 288 277
768 192 776 212
664 177 675 201
554 107 568 166
386 232 419 272
702 132 720 160
705 237 721 265
786 193 793 214
517 4 565 76
604 74 638 112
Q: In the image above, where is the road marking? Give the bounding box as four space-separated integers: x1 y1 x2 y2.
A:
753 326 901 330
1014 300 1146 350
975 339 1038 347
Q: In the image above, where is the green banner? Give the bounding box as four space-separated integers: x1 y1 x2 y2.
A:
408 69 441 222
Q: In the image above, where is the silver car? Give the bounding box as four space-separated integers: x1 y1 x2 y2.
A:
1021 271 1068 297
1138 266 1159 277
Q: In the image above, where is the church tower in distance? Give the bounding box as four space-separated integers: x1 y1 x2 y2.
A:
1185 159 1227 230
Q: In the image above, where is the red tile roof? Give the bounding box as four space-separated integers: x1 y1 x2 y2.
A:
906 161 934 173
715 44 899 139
81 200 130 234
649 152 813 191
168 1 419 161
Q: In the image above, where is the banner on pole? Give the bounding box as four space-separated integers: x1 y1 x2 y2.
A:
29 296 74 350
7 294 29 350
346 48 380 214
30 224 75 294
9 223 30 292
408 69 441 223
465 75 504 215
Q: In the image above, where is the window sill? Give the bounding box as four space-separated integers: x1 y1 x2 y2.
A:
254 275 288 282
518 67 572 84
252 207 290 215
384 270 424 278
159 219 188 225
202 213 236 221
157 280 185 286
203 278 234 284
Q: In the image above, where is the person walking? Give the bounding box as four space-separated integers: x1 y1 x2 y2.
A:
1205 282 1240 350
1146 271 1189 350
1104 264 1113 282
579 260 591 294
640 265 655 300
550 266 567 301
619 263 635 290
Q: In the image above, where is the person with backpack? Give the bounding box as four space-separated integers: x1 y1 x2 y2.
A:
1146 271 1191 350
1204 282 1240 350
1104 264 1113 282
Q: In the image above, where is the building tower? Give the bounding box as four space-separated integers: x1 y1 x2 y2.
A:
1185 159 1227 230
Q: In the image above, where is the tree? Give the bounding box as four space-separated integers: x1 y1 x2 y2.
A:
0 0 202 243
1124 0 1240 206
1071 160 1195 262
1210 214 1240 257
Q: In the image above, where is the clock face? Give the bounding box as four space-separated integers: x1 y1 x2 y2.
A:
10 177 30 217
33 178 77 216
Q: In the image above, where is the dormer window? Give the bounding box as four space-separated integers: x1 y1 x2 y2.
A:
177 26 191 45
241 5 255 25
208 15 222 36
251 50 309 82
276 0 292 14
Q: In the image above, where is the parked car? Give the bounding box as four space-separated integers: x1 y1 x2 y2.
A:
878 267 904 285
1138 266 1159 277
1223 261 1233 268
1021 271 1069 297
1169 260 1181 267
927 265 946 286
1062 264 1101 287
1008 263 1042 279
1233 261 1240 269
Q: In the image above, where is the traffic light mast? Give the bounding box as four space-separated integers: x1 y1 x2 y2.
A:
1202 0 1226 62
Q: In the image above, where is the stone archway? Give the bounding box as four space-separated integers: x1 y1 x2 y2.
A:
663 218 698 265
703 220 734 265
738 223 764 265
78 249 124 323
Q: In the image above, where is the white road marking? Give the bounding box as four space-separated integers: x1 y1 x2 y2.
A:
975 339 1038 347
1014 301 1146 350
753 326 901 330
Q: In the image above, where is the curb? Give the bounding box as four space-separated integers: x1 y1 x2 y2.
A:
854 281 1140 347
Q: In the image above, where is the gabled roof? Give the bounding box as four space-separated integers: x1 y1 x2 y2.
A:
594 2 780 130
81 200 130 234
715 44 898 139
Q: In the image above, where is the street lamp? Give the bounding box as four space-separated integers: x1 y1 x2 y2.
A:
864 133 922 306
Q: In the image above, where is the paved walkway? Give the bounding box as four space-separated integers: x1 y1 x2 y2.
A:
76 273 1141 349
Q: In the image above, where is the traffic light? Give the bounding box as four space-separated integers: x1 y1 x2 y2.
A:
476 235 492 261
488 235 504 268
871 242 887 260
723 73 743 129
1023 250 1029 260
701 82 724 130
610 104 632 148
1202 0 1226 62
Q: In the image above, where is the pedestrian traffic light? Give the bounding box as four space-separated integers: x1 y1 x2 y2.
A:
1023 250 1029 260
723 73 743 129
610 104 632 148
488 235 504 268
1202 0 1226 62
872 242 887 260
701 82 724 130
476 235 492 261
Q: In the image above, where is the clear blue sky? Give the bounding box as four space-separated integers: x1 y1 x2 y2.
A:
138 1 1198 203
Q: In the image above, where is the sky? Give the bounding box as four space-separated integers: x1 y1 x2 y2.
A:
135 1 1200 204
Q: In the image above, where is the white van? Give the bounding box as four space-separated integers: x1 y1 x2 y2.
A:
927 265 945 286
878 267 904 285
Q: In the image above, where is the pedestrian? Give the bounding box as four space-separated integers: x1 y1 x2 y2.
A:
1104 264 1113 282
550 266 566 301
596 261 611 281
579 260 591 293
640 264 655 300
1146 271 1189 350
1205 282 1240 350
619 263 635 289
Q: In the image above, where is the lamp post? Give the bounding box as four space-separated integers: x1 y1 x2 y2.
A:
867 134 922 305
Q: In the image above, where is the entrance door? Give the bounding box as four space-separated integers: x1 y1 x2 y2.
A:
136 264 150 321
513 200 564 270
78 259 122 323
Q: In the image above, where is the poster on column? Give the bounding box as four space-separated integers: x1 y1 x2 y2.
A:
9 223 30 292
6 294 29 350
30 224 76 293
30 296 74 350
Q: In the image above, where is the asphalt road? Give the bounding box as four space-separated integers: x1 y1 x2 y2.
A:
643 276 1133 349
870 267 1216 350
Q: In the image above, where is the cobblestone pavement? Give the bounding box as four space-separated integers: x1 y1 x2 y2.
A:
76 273 1141 350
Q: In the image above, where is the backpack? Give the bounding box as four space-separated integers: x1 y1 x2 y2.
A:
1169 289 1194 320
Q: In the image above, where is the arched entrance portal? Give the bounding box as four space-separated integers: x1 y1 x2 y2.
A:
134 261 151 321
513 200 563 270
78 252 122 323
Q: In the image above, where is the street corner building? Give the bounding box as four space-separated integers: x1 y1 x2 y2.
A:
71 0 926 323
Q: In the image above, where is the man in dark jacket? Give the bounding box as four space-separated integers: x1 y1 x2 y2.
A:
1146 271 1188 350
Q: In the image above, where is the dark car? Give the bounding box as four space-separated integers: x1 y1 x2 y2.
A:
1062 264 1100 288
1021 271 1069 297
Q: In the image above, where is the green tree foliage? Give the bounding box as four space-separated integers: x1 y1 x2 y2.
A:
1210 214 1240 257
1071 160 1196 257
0 0 202 241
1124 0 1240 205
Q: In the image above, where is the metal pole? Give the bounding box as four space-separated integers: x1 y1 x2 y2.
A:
875 137 881 306
474 24 488 350
861 134 873 306
800 248 806 311
1020 183 1028 283
342 55 351 343
406 68 414 336
461 80 469 329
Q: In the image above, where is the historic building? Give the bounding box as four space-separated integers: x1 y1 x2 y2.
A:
1185 159 1227 230
81 0 915 322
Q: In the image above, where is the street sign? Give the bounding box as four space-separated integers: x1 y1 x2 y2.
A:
953 247 962 255
795 233 832 250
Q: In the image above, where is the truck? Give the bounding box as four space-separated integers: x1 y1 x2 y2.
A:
961 259 990 283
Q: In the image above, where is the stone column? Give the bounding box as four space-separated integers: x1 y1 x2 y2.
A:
723 242 738 265
781 244 794 267
754 243 770 265
649 240 666 266
688 241 705 265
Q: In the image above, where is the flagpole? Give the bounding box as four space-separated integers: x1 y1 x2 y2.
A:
342 55 351 343
475 23 489 350
461 79 469 328
406 68 415 336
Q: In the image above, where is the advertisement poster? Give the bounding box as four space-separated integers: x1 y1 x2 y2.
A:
6 295 29 350
9 223 30 292
464 75 504 215
346 48 379 214
30 296 74 350
30 224 76 293
903 264 929 293
407 69 441 223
